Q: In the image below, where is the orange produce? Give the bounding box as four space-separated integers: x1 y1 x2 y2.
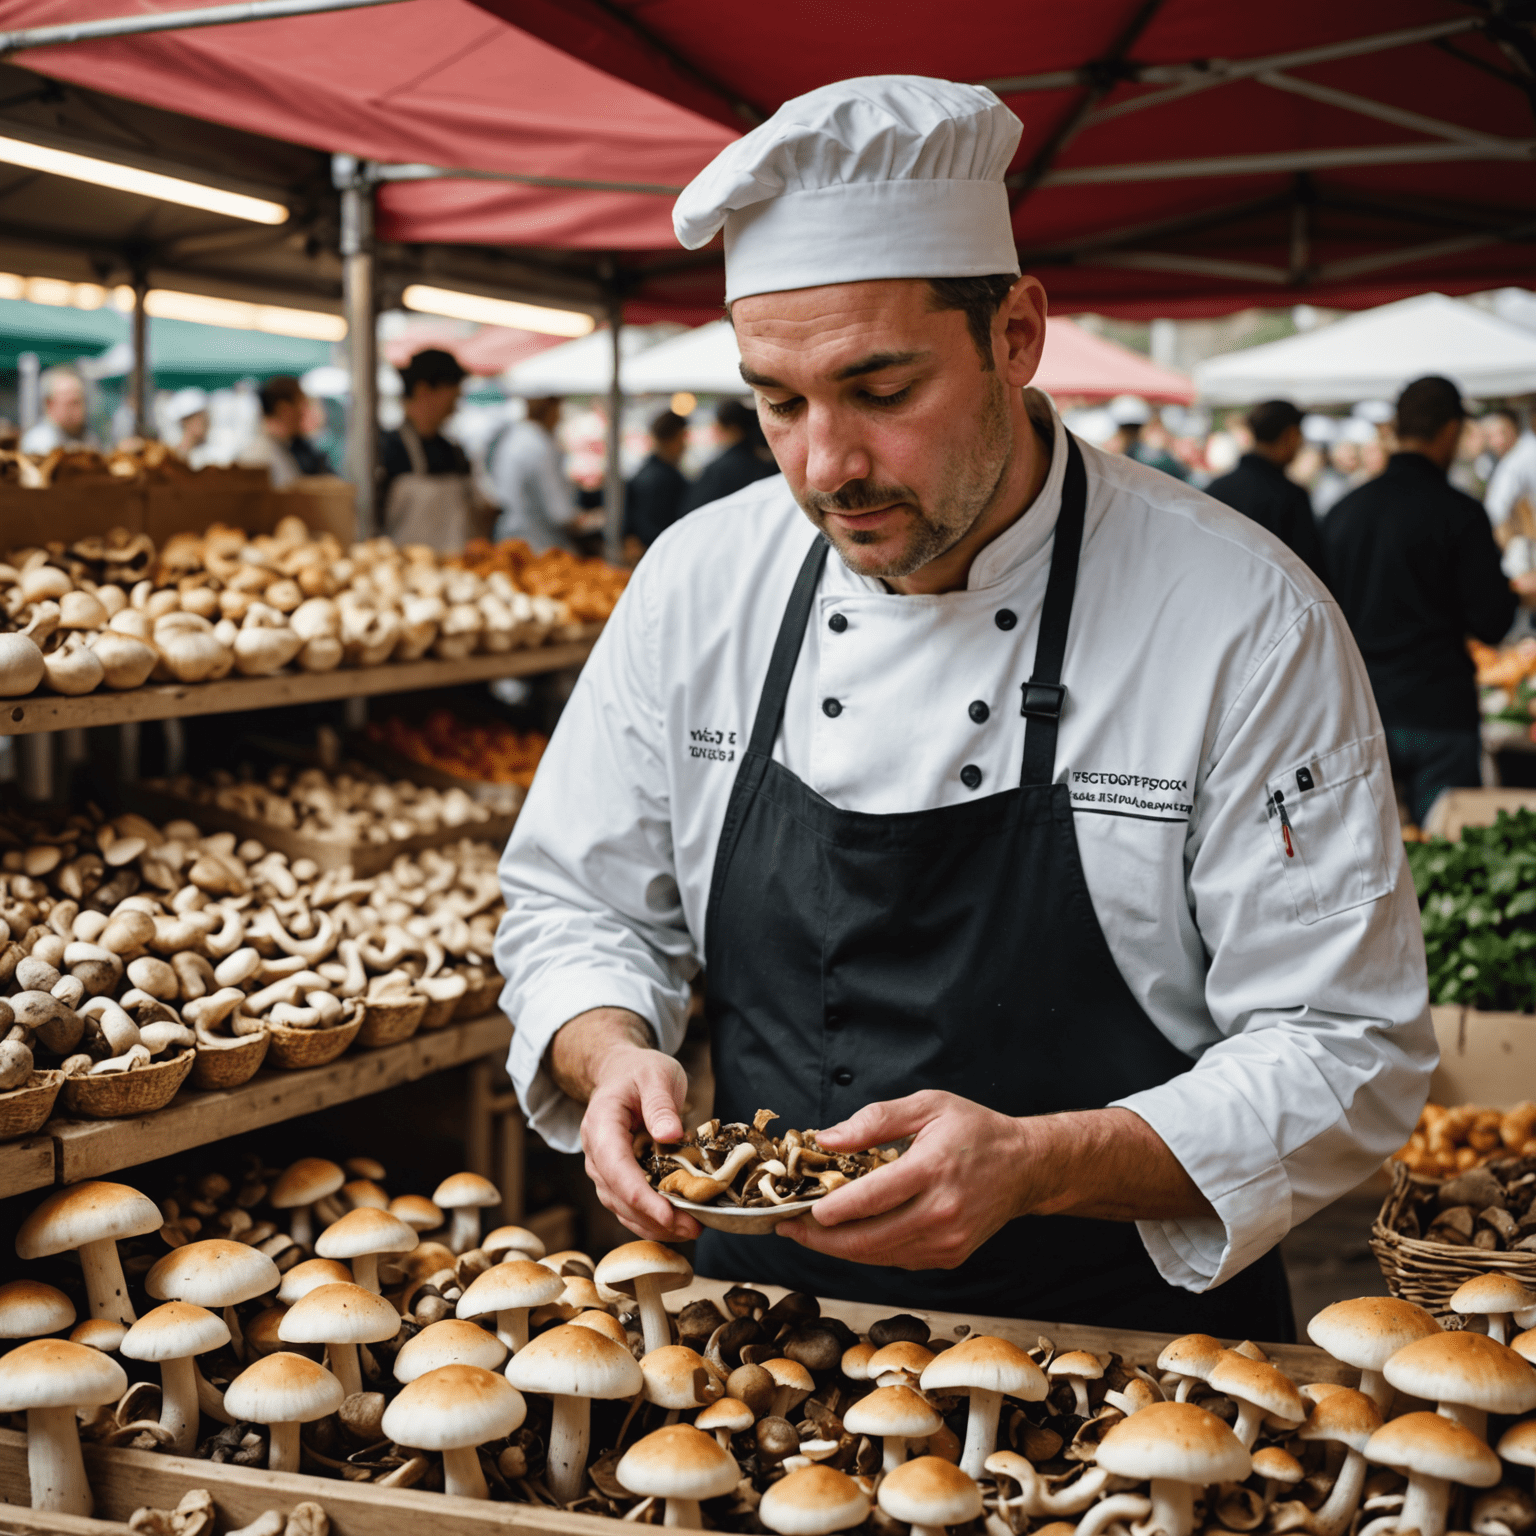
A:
371 712 548 787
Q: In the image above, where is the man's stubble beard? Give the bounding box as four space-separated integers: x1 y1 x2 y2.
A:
795 374 1015 580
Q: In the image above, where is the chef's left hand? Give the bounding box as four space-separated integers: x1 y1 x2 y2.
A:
774 1090 1033 1270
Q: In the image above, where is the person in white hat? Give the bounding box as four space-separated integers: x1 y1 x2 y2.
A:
165 388 213 468
495 76 1434 1333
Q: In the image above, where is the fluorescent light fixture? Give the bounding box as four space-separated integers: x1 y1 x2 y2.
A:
0 134 288 225
144 289 346 340
402 284 595 337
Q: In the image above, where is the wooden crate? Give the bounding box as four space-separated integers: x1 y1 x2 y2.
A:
1422 787 1536 840
124 783 516 877
0 1282 1351 1536
1429 1004 1536 1106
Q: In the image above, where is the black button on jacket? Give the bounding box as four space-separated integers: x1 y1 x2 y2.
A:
1322 452 1517 731
1206 453 1328 584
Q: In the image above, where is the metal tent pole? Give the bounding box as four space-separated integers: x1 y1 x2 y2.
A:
603 287 624 563
130 271 150 438
336 155 378 537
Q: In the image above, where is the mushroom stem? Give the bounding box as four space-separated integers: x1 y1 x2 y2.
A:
327 1341 362 1398
495 1306 530 1354
881 1434 907 1475
1172 1377 1194 1403
196 1361 234 1424
441 1444 489 1500
268 1419 301 1473
1070 1380 1092 1418
1310 1448 1369 1536
79 1236 136 1325
1438 1402 1488 1442
158 1354 200 1456
224 1304 247 1362
27 1404 92 1515
351 1253 381 1294
1231 1401 1265 1450
663 1498 702 1528
631 1273 671 1357
1399 1472 1451 1536
290 1205 315 1250
1077 1495 1152 1536
448 1208 480 1255
1146 1477 1195 1536
960 1388 1003 1481
547 1393 591 1506
1357 1369 1391 1415
1489 1315 1510 1347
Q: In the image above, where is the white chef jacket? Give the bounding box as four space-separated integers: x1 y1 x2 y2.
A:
495 393 1436 1293
1487 431 1536 528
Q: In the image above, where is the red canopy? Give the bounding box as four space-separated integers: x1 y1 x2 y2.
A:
472 0 1536 317
381 318 566 375
1037 318 1193 403
4 0 730 254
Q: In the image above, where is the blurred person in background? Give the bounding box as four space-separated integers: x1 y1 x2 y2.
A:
492 395 584 553
381 348 489 552
21 368 96 454
1323 376 1516 826
1205 400 1326 581
1449 416 1485 498
1478 407 1520 487
680 397 779 513
1106 395 1187 480
237 375 329 486
623 409 691 553
167 388 214 467
1487 404 1536 542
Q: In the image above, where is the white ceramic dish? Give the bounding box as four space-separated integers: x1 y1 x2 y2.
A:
662 1192 818 1235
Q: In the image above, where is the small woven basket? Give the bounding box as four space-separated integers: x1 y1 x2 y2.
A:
190 1030 270 1092
1370 1160 1536 1316
356 995 426 1049
0 1070 64 1140
454 976 503 1021
60 1048 195 1120
265 1015 362 1070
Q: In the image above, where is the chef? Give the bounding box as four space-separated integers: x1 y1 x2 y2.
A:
494 75 1436 1335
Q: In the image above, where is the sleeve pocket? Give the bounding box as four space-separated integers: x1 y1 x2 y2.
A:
1267 736 1394 925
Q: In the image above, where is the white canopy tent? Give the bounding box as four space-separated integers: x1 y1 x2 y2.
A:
624 320 745 396
501 324 681 397
1194 293 1536 406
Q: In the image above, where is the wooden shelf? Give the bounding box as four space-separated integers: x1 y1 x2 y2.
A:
0 639 596 737
44 1013 512 1184
0 1136 54 1200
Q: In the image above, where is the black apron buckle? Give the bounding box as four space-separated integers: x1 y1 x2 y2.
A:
1020 681 1067 720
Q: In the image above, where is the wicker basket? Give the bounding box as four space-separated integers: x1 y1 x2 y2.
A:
0 1070 64 1140
418 991 461 1032
190 1030 270 1091
356 995 425 1049
60 1048 195 1120
264 1015 362 1070
454 975 503 1021
1370 1160 1536 1316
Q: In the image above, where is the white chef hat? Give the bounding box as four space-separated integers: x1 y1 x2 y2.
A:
674 75 1023 304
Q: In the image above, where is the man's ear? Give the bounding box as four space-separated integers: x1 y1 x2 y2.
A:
998 276 1048 388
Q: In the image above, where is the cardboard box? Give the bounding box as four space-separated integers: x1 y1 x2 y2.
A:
1423 787 1536 840
1429 1004 1536 1105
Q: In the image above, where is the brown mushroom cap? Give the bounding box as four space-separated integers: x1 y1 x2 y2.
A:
1307 1297 1441 1373
381 1363 526 1451
0 1337 127 1411
1252 1447 1304 1485
640 1344 720 1410
276 1259 354 1305
616 1423 739 1502
697 1397 756 1437
456 1259 564 1320
920 1335 1047 1400
431 1172 500 1210
483 1224 546 1261
843 1384 943 1441
120 1302 230 1362
763 1357 816 1397
1453 1274 1536 1317
570 1310 629 1346
1095 1400 1252 1485
16 1181 162 1259
70 1319 128 1352
268 1158 345 1211
278 1283 400 1346
1295 1387 1383 1452
1383 1331 1536 1417
1364 1411 1501 1486
1048 1350 1105 1383
868 1340 936 1379
314 1207 418 1260
394 1318 508 1383
1207 1352 1306 1426
224 1351 345 1425
0 1279 76 1339
1497 1419 1536 1468
146 1239 280 1308
389 1196 444 1232
877 1456 983 1528
503 1322 643 1399
1156 1334 1226 1382
593 1239 694 1298
761 1464 871 1536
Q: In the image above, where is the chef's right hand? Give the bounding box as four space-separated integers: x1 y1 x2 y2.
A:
564 1010 701 1243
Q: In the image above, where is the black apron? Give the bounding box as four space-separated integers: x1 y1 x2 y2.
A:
698 434 1293 1339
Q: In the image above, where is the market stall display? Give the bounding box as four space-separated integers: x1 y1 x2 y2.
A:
368 715 547 792
9 1181 1536 1536
0 799 507 1131
1395 1103 1536 1177
0 521 624 702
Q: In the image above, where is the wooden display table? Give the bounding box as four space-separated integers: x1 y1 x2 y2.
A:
0 1283 1354 1536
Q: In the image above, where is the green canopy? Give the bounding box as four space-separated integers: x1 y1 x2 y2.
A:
0 297 334 387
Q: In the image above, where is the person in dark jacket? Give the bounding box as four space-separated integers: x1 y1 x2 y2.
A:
1323 376 1518 826
623 409 691 550
1206 400 1327 581
679 397 778 513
